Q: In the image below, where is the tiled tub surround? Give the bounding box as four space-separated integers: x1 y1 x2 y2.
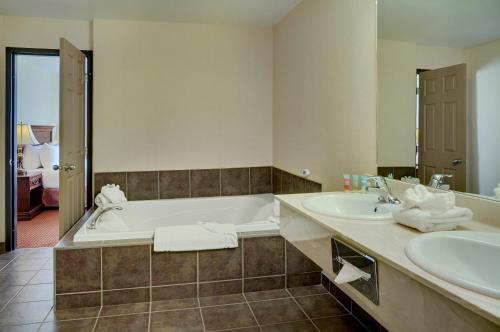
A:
277 194 500 331
93 166 322 201
0 248 375 331
55 236 325 310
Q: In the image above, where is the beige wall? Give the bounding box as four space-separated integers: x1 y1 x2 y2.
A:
377 40 417 167
93 19 273 172
0 16 92 242
273 0 378 190
377 40 468 167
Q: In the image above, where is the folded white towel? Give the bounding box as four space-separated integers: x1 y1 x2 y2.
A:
101 184 127 204
394 185 473 232
154 223 238 252
94 193 111 207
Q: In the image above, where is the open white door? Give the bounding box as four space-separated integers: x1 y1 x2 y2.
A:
58 38 86 237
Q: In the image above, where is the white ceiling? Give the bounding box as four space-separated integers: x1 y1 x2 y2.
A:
378 0 500 48
0 0 302 27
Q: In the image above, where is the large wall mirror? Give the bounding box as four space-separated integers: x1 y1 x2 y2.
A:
377 0 500 201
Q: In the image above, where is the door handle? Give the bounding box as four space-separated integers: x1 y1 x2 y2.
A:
53 164 76 172
452 159 463 166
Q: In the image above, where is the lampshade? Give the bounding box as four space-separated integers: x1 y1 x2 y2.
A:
16 123 39 145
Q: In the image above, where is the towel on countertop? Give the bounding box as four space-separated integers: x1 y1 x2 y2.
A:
95 184 127 207
154 222 238 252
393 185 473 232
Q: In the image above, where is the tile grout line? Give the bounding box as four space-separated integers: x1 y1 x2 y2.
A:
100 247 103 308
241 238 245 293
148 301 152 332
285 288 321 332
197 297 207 332
242 293 263 332
197 251 200 298
91 305 103 332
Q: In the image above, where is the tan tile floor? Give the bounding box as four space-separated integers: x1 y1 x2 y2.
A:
0 248 370 331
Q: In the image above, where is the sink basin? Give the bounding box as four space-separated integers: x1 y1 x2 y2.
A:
406 231 500 299
302 192 396 223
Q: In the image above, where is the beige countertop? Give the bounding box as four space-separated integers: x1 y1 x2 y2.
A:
276 192 500 326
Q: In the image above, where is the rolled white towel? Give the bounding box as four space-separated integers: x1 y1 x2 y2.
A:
101 184 127 204
401 185 455 215
94 193 111 207
495 182 500 200
394 185 473 232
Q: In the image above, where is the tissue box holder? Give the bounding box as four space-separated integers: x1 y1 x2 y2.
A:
331 236 379 305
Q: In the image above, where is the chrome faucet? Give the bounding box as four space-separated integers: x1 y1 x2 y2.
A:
87 205 123 230
367 176 401 204
428 174 452 189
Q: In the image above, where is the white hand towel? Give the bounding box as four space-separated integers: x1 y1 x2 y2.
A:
154 223 238 252
101 184 127 204
394 185 473 232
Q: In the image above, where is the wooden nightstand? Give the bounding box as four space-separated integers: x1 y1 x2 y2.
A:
17 172 43 221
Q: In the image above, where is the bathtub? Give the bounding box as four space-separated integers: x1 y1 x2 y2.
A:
73 194 279 242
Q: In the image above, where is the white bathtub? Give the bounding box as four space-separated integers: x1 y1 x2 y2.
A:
73 194 279 242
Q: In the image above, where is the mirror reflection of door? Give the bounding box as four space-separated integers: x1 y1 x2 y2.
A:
59 38 86 237
418 64 467 191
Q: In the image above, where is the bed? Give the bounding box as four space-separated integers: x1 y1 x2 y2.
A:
25 125 60 207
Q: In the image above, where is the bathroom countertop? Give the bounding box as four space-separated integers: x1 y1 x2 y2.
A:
276 192 500 326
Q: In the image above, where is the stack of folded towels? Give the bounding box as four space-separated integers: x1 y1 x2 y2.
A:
95 184 127 207
154 222 238 252
393 185 473 232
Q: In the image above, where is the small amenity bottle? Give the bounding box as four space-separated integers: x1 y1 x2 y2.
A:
352 175 359 192
361 176 368 192
343 174 351 192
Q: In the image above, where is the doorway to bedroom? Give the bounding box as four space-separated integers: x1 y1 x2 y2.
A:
5 48 93 250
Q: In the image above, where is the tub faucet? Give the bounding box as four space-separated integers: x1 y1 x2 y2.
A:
87 205 123 230
367 176 401 204
428 174 452 189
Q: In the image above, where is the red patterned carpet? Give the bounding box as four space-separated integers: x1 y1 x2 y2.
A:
17 209 59 248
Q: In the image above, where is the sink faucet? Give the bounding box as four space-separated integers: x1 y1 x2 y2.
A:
367 176 401 204
87 205 123 230
428 174 452 189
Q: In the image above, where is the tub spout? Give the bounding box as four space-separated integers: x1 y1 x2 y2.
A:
87 206 123 230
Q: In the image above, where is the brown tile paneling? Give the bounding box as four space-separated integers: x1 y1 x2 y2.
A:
94 172 127 198
199 279 242 297
55 248 101 293
243 236 285 278
288 285 328 297
281 172 305 194
244 276 285 293
56 292 101 309
313 315 367 332
249 298 306 325
151 251 197 286
250 167 272 194
286 241 321 275
102 245 150 289
199 293 246 307
199 244 242 282
272 168 282 194
100 302 150 317
45 306 100 321
159 170 190 199
305 180 322 193
126 171 159 200
221 168 250 196
377 167 394 178
152 283 197 301
95 313 149 332
295 294 347 319
151 298 199 312
261 321 317 331
244 289 289 302
394 166 417 179
191 169 221 197
352 301 382 332
287 272 321 288
201 303 257 331
328 280 352 311
103 287 150 305
151 309 204 332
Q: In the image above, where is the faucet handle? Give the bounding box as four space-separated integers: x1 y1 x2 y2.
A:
428 174 453 188
367 175 388 189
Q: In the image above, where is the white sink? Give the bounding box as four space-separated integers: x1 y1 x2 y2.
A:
406 231 500 299
301 192 396 223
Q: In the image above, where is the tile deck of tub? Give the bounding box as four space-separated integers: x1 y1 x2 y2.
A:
0 248 373 332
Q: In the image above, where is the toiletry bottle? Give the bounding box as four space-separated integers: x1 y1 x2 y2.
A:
343 174 350 192
361 176 368 192
352 175 359 192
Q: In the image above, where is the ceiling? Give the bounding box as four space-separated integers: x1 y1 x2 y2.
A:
0 0 302 27
378 0 500 48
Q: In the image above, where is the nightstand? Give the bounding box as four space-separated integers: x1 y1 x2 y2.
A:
17 171 43 221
